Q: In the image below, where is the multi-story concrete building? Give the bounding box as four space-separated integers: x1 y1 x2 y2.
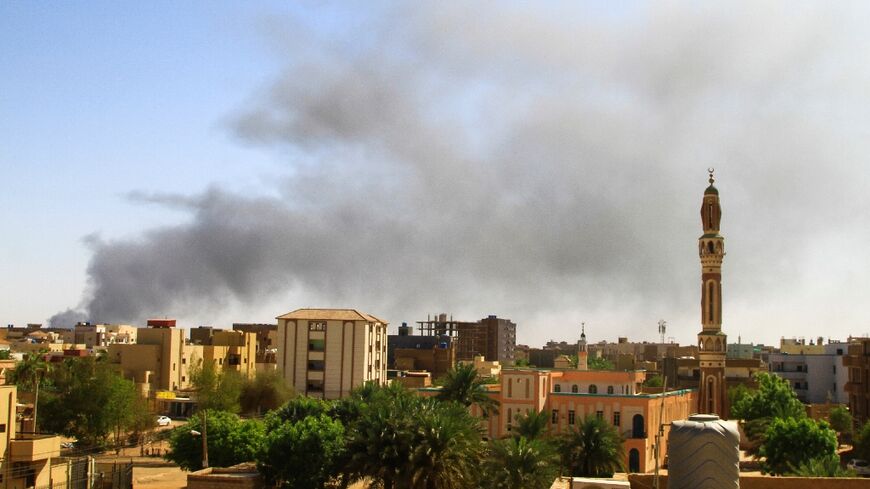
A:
277 308 388 399
0 384 62 489
232 323 278 367
844 338 870 424
61 322 137 349
107 320 257 410
415 314 516 363
388 323 456 378
769 340 850 404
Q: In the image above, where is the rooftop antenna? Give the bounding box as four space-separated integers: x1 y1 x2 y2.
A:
658 319 667 344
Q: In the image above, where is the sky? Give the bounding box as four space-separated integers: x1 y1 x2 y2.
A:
3 1 870 348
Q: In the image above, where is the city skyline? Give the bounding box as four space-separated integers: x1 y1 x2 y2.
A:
4 3 870 347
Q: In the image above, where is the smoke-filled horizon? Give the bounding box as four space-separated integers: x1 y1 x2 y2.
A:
47 3 870 346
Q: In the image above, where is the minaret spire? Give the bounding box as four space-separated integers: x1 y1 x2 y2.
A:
697 169 728 417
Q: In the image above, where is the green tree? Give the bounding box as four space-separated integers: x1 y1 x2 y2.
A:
730 372 805 421
789 453 855 477
166 410 264 471
513 358 530 367
853 420 870 460
482 437 559 489
40 357 148 447
258 412 345 489
828 405 853 446
189 359 243 413
513 410 549 441
239 369 293 416
727 383 752 409
437 363 499 416
759 417 837 475
731 372 805 456
344 384 483 489
643 375 663 388
9 351 50 391
559 415 625 477
587 356 614 370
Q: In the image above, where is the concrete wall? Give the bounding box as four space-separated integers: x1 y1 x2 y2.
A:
630 474 870 489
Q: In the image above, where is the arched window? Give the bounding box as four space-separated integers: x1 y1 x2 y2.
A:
554 384 561 393
589 384 598 394
705 338 712 351
629 449 641 472
707 241 714 254
571 384 578 393
607 385 614 394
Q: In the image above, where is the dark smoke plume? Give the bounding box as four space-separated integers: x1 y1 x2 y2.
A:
51 3 870 344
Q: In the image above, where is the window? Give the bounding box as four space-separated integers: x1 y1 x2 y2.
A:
508 379 513 398
607 385 614 394
309 321 326 331
507 408 512 432
589 384 598 394
568 410 575 425
309 339 325 352
571 384 578 393
181 376 186 382
554 384 561 393
613 411 621 427
228 354 241 366
182 358 187 365
596 410 604 419
0 424 6 433
552 409 559 424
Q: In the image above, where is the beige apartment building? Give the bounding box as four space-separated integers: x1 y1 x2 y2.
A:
61 322 137 349
0 385 63 489
107 321 257 401
277 308 388 399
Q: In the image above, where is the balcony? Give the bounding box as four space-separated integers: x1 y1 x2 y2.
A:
10 433 60 461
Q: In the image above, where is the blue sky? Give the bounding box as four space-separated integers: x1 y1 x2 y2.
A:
1 2 288 323
4 2 870 346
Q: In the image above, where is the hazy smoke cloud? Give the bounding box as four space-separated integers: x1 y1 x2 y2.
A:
52 3 870 344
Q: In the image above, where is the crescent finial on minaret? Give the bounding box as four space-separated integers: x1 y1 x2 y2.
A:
708 167 715 185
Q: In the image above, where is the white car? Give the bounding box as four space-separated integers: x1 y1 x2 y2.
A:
847 459 870 476
156 416 172 427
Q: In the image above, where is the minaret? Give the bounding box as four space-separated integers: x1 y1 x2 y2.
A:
577 322 588 371
697 169 728 417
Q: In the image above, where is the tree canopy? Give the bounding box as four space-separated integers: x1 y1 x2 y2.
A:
482 436 559 489
437 363 499 416
559 415 625 477
189 358 243 413
730 372 805 421
759 417 837 475
258 411 345 489
166 410 264 471
40 357 150 447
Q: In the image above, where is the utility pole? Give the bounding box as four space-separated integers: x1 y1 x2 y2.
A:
201 409 208 469
653 376 667 489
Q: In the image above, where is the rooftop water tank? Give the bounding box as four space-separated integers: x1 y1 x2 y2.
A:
667 414 739 489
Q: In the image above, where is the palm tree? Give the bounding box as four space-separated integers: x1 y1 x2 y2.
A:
437 363 499 416
10 350 50 391
513 410 549 440
10 351 50 431
559 415 625 477
483 436 559 489
344 384 483 489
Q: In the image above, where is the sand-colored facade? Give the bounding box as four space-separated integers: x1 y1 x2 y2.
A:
277 308 388 399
